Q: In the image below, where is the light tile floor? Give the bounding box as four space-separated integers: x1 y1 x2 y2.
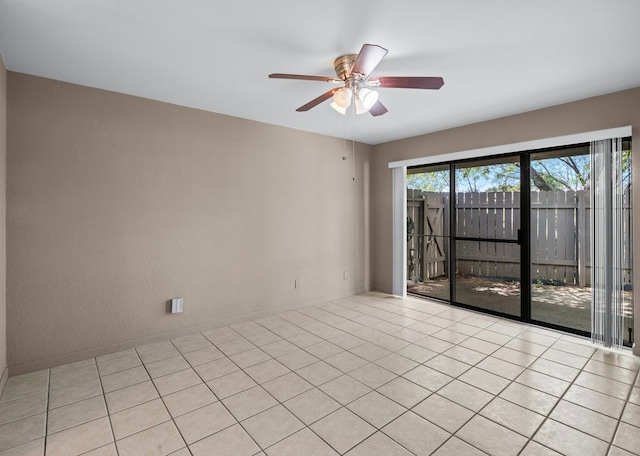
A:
1 292 639 455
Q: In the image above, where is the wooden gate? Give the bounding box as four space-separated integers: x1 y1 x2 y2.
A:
407 190 448 281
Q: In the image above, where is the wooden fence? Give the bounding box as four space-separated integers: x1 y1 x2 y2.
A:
407 189 633 287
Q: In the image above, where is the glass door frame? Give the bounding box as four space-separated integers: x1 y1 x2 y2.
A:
405 149 600 341
447 155 531 319
389 126 633 347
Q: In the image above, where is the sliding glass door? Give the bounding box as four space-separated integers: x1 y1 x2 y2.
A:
405 139 633 346
530 146 591 332
406 164 451 302
529 142 633 346
406 155 523 316
454 156 522 317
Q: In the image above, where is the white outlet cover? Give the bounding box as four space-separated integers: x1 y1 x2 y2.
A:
171 298 183 314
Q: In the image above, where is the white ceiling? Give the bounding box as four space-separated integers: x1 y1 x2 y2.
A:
1 0 639 145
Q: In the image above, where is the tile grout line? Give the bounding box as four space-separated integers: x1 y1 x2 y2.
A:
511 334 584 455
145 306 623 455
43 367 51 455
244 340 364 455
450 313 591 454
306 298 550 454
262 301 505 455
163 337 223 454
402 329 525 456
8 293 639 456
146 302 624 454
320 295 640 452
512 339 635 455
362 314 525 454
357 307 609 455
97 355 121 456
99 319 637 456
111 344 185 454
100 342 209 452
605 365 640 455
171 331 272 455
217 324 384 456
44 361 113 454
198 311 417 455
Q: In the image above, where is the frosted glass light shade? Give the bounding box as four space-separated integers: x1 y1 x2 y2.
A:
332 87 353 108
358 88 378 109
330 102 347 115
354 99 368 115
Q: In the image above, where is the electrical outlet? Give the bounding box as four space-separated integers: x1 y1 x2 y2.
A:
295 279 300 289
343 271 348 280
171 298 184 314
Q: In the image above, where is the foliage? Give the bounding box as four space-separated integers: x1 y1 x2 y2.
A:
406 148 631 193
530 155 590 191
406 170 449 192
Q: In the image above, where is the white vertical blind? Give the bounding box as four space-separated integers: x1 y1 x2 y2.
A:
591 138 625 348
392 167 407 297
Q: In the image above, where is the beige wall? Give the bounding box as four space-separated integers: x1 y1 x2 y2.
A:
6 71 639 373
371 87 640 355
0 55 6 388
7 73 373 373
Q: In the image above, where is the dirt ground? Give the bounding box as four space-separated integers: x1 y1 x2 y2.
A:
408 275 633 341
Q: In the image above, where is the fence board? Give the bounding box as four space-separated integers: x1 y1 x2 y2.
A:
407 189 632 286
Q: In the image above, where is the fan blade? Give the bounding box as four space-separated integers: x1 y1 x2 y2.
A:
369 100 388 117
296 89 336 112
269 73 339 83
351 44 388 77
374 76 444 89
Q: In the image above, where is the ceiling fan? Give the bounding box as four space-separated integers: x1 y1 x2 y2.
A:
269 44 444 117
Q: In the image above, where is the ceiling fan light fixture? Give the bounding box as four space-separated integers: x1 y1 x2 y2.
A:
270 43 444 116
332 87 353 108
354 98 368 115
358 87 378 109
330 102 347 115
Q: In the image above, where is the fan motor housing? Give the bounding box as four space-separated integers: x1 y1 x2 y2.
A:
333 54 358 80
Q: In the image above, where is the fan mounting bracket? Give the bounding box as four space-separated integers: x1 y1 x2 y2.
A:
333 54 358 81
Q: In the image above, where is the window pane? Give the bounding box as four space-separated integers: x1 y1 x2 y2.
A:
529 149 592 333
407 166 450 301
455 240 521 316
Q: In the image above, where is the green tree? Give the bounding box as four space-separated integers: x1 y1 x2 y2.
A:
530 155 590 191
407 148 631 193
406 170 449 192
